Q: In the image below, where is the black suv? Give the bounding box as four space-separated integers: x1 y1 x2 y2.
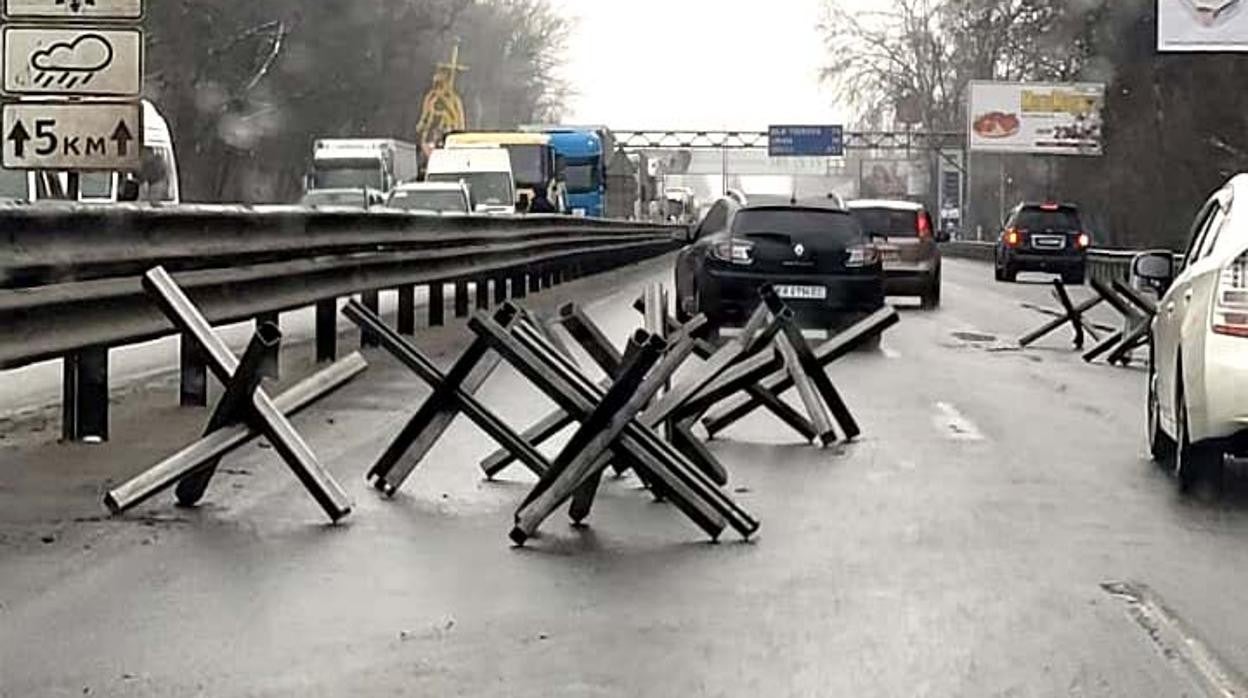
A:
675 196 885 333
994 202 1090 284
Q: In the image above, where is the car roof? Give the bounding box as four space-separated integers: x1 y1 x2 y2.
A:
847 199 923 211
734 194 848 211
737 203 853 215
1016 201 1079 211
393 182 465 192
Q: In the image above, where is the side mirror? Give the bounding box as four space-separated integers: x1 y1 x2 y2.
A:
1132 250 1177 295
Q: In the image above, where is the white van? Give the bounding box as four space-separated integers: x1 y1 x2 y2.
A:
0 99 180 204
424 147 515 214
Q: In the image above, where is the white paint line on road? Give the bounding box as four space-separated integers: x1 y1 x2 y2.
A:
881 346 902 360
1102 581 1248 698
933 401 985 441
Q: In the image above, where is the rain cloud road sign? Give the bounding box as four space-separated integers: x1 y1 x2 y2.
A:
4 0 143 20
3 27 142 97
3 101 140 170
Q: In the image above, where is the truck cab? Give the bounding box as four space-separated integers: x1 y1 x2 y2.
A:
307 139 420 195
443 132 566 213
424 147 516 215
542 129 605 217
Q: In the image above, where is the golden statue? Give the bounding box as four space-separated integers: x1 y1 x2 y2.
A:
417 41 468 148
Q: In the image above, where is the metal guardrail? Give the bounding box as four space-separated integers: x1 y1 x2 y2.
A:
0 204 685 442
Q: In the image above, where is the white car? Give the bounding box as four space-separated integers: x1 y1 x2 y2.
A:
1150 174 1248 489
386 181 472 215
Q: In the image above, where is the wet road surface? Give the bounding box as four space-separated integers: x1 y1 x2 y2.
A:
3 256 1248 696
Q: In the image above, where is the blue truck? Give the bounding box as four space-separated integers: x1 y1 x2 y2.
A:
524 126 613 218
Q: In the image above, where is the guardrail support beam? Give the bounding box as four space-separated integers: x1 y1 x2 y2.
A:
493 275 508 305
315 299 337 363
397 285 415 336
180 334 208 407
429 283 445 326
476 278 491 310
454 281 470 318
360 291 380 348
255 313 280 379
61 346 109 443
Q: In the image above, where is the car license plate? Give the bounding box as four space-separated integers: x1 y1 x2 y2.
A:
775 284 827 300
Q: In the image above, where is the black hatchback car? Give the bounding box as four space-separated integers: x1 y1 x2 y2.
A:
675 196 885 334
994 202 1091 284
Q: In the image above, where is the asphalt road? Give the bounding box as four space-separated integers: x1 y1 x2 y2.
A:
3 256 1248 697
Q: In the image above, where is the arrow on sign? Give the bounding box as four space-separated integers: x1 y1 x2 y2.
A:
56 0 98 12
110 119 132 157
7 121 30 158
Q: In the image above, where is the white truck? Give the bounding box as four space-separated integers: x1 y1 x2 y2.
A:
306 138 420 194
424 147 516 214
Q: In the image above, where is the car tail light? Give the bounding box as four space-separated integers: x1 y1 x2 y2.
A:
917 212 932 239
1076 232 1091 250
1040 202 1060 211
845 244 881 268
1004 228 1022 247
1214 249 1248 338
711 239 754 265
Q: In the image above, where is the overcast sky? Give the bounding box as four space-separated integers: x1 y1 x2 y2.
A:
551 0 855 130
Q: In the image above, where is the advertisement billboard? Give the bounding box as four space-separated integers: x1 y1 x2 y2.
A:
968 81 1105 156
1158 0 1248 52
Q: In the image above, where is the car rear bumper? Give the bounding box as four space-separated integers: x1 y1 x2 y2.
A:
1000 250 1085 272
1196 333 1248 446
884 262 938 295
700 267 884 327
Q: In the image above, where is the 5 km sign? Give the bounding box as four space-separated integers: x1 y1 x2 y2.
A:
3 101 139 170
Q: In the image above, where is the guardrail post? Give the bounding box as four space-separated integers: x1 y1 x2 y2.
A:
512 272 528 299
476 277 491 310
61 346 109 443
315 300 337 363
360 291 380 348
255 312 280 379
397 285 416 336
540 268 554 290
429 283 445 326
454 280 470 318
493 275 508 305
528 269 542 294
180 334 208 407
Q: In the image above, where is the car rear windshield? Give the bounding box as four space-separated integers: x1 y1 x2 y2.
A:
1015 207 1081 231
732 208 863 243
850 207 921 237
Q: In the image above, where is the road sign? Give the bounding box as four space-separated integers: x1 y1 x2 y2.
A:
768 125 844 157
3 101 140 170
3 27 141 97
4 0 143 20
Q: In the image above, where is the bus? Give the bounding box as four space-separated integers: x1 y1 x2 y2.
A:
443 131 566 212
0 99 180 204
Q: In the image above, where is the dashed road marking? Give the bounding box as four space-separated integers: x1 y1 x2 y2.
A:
933 402 985 441
1102 581 1248 697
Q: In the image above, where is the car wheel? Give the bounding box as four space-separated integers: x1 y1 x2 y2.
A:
921 275 942 309
1002 265 1018 283
1175 383 1223 493
1148 358 1175 466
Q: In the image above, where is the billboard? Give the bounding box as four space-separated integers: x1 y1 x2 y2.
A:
1158 0 1248 52
968 81 1105 156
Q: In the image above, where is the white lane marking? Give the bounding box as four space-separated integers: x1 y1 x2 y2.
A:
933 402 985 441
1103 581 1248 697
881 346 902 360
